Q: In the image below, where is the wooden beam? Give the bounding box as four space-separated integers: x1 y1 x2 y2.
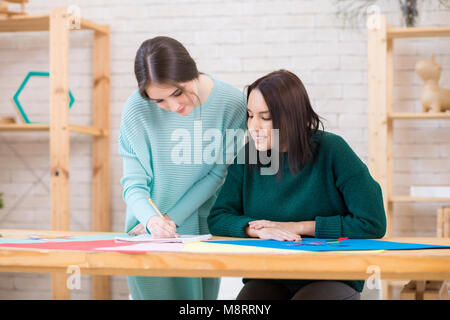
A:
388 26 450 39
0 14 49 32
80 18 109 34
0 124 106 136
49 7 70 300
437 207 450 238
391 196 450 203
69 124 106 136
0 14 108 34
386 36 394 239
52 274 70 300
389 112 450 120
0 124 50 131
368 14 391 236
91 27 111 300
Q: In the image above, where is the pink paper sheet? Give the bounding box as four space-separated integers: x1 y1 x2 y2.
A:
0 240 133 251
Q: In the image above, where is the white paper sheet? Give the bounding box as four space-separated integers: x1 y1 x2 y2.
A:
95 242 184 252
115 233 212 244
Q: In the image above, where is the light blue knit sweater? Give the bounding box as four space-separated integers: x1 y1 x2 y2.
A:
118 75 247 299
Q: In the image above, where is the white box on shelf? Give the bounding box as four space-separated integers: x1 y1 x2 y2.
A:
410 186 450 198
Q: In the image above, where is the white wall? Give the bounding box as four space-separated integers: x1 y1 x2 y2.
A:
0 0 449 299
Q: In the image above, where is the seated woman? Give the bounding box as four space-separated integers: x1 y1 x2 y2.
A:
207 69 386 300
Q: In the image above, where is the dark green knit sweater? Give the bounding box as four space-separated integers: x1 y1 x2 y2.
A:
207 131 386 293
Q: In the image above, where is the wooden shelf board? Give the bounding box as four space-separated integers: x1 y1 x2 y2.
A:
80 18 109 34
389 112 450 120
390 196 450 203
0 14 109 34
387 26 450 39
0 14 49 32
0 123 106 136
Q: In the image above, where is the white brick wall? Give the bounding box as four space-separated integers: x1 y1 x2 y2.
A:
0 0 449 299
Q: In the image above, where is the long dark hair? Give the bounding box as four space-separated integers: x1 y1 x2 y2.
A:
134 36 199 100
246 69 323 176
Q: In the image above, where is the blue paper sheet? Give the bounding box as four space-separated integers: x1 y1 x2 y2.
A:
208 238 450 252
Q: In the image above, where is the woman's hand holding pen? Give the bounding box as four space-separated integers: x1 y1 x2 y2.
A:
146 215 178 238
128 223 147 235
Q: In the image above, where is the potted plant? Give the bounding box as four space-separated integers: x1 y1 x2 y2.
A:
334 0 450 28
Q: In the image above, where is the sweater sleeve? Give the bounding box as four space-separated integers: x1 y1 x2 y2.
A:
166 94 247 227
166 163 228 227
314 135 387 239
207 159 255 238
315 170 387 239
118 127 158 231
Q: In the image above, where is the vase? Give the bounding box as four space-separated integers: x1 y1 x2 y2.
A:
399 0 418 27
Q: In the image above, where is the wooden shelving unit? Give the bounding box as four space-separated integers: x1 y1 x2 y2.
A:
367 14 450 238
0 9 111 300
367 15 450 300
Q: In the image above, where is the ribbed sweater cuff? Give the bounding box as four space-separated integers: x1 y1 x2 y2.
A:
315 215 342 239
217 216 255 238
128 195 157 230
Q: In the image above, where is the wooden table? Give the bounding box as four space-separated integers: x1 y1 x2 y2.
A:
1 229 450 282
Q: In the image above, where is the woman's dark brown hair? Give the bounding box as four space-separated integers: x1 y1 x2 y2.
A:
246 69 324 176
134 36 199 99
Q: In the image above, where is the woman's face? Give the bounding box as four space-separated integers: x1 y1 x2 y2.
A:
247 89 273 151
145 80 198 116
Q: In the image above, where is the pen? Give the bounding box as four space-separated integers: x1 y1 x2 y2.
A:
149 199 178 237
28 234 73 240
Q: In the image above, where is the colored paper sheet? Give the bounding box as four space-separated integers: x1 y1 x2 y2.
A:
0 239 132 251
183 241 299 254
115 233 212 243
95 242 185 253
207 238 450 252
0 233 126 245
1 236 448 254
183 241 386 254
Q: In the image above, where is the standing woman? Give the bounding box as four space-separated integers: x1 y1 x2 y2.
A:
119 36 247 299
208 69 386 300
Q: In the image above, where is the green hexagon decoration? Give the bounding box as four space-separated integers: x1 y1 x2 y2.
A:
13 71 75 124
